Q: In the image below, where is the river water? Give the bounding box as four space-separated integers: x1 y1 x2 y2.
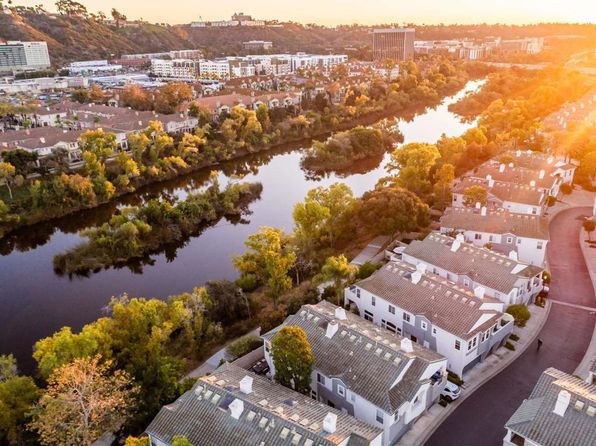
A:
0 79 483 372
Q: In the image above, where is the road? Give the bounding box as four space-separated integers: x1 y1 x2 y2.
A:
425 207 596 446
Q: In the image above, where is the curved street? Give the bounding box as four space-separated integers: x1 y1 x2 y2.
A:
425 206 596 446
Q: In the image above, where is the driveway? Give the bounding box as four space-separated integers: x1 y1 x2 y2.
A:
425 207 596 446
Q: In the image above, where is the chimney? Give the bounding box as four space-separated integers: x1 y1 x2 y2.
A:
539 169 545 179
547 156 554 164
411 271 422 285
323 413 337 434
499 163 505 173
530 180 536 187
400 338 414 353
416 263 427 274
509 251 518 261
240 376 253 394
474 286 485 299
516 150 521 157
481 206 487 216
508 162 514 168
553 390 571 417
475 201 482 209
486 174 492 181
325 320 339 339
488 179 495 188
40 137 46 144
451 240 461 253
334 307 347 321
229 398 244 419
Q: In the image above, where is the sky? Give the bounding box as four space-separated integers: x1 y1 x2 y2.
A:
15 0 596 26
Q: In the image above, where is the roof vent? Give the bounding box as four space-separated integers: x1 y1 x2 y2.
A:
508 163 514 168
323 412 337 434
539 169 545 179
574 400 585 411
456 233 465 243
39 137 45 144
530 180 536 187
499 163 506 172
474 286 485 299
587 406 596 417
509 251 518 261
411 271 422 285
334 307 347 321
547 156 554 164
400 338 414 353
553 390 571 417
240 376 253 394
486 174 492 181
516 150 521 157
325 320 339 339
229 398 245 419
475 201 481 209
488 179 495 188
481 206 487 216
451 240 461 253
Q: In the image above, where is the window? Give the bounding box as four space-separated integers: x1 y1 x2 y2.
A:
532 208 537 215
371 296 376 307
356 288 361 298
317 373 325 385
464 279 470 288
388 304 395 314
421 321 428 330
364 310 373 322
537 241 543 250
403 312 411 323
468 337 477 351
337 385 346 397
350 394 356 402
382 320 397 333
507 237 513 244
489 235 494 242
376 409 384 424
432 327 437 336
475 233 482 240
455 340 461 350
311 390 317 399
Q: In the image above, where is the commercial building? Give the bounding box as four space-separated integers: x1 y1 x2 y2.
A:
243 40 273 51
0 41 51 73
345 261 513 376
263 301 447 446
397 233 545 306
503 368 596 446
65 60 122 75
498 37 544 54
146 363 383 446
372 28 415 61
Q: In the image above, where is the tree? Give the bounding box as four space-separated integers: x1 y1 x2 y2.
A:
577 151 596 187
584 219 596 242
387 143 440 196
111 7 127 27
2 149 38 177
255 103 271 131
433 163 455 210
233 227 296 308
172 436 195 446
506 304 531 328
0 376 40 444
154 82 193 114
0 162 16 200
125 437 150 446
204 280 250 325
314 255 357 305
463 185 488 208
356 186 430 237
0 355 17 382
270 326 313 394
29 356 138 446
120 85 152 110
55 0 87 16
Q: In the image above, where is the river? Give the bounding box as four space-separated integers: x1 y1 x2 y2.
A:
0 79 483 372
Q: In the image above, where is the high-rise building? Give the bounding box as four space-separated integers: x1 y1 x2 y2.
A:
373 28 415 61
0 41 51 73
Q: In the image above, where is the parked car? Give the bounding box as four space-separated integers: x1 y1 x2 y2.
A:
441 381 461 402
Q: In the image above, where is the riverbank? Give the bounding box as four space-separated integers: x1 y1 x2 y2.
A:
0 76 473 240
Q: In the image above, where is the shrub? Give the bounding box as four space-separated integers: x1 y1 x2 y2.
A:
505 341 516 351
225 335 263 360
542 271 551 285
560 183 573 195
356 262 380 280
509 334 520 342
447 371 464 386
236 274 258 292
546 195 557 207
439 398 449 407
506 304 531 327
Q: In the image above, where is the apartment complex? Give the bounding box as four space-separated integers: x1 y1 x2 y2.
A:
151 59 199 81
397 233 545 306
503 368 596 446
372 28 415 61
146 363 383 446
345 261 513 376
0 41 51 73
243 40 273 51
263 301 447 445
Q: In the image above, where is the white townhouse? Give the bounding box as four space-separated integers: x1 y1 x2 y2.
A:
0 127 84 163
496 149 577 185
146 363 383 446
345 261 513 377
263 301 448 446
440 207 549 266
397 233 545 306
452 177 546 216
503 368 596 446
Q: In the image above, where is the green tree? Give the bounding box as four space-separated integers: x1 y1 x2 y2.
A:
356 186 430 237
255 103 271 131
433 163 455 210
314 255 357 305
0 355 17 382
233 227 296 308
463 185 488 208
0 162 16 200
29 356 138 446
0 376 40 444
270 326 314 394
125 437 150 446
506 304 531 327
2 149 38 177
172 436 195 446
387 143 440 196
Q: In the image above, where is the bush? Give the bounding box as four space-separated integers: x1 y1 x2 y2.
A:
546 195 557 207
225 335 263 360
236 274 258 292
560 183 573 195
356 262 380 280
447 371 464 386
505 341 516 351
506 304 531 327
509 334 520 342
